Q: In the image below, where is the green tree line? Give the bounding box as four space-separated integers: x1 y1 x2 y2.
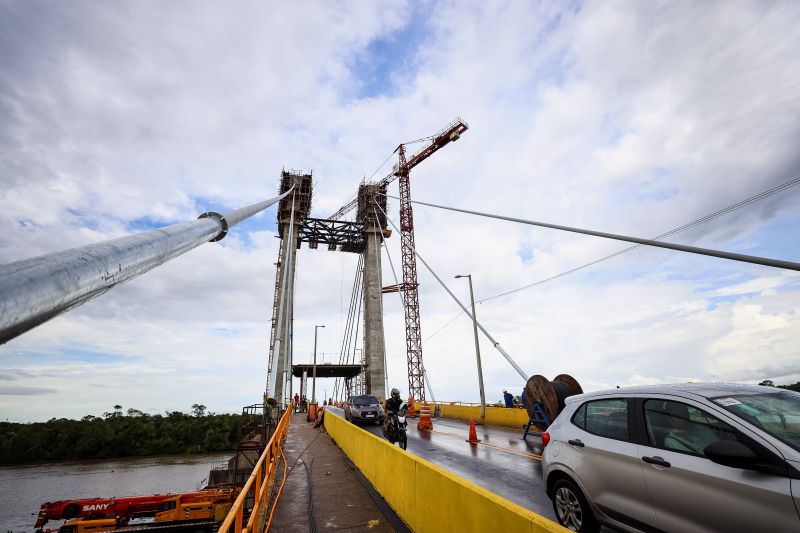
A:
0 404 240 465
778 382 800 393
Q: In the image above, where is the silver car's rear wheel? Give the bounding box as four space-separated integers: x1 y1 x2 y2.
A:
552 478 599 533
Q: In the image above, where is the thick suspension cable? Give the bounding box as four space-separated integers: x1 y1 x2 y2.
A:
383 176 800 361
387 197 800 273
1 188 294 345
377 204 529 381
476 175 800 302
267 190 297 401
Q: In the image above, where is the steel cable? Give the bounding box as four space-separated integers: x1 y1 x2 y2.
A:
478 175 800 302
380 175 800 303
376 203 529 380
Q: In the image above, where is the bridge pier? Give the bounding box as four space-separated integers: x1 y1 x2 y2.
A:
358 184 387 401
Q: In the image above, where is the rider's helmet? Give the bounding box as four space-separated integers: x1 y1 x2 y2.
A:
391 387 400 399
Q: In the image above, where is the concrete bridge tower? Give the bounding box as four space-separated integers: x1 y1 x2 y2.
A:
267 170 312 404
357 184 388 401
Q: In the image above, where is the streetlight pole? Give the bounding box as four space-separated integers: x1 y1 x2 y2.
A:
455 274 486 424
312 325 325 403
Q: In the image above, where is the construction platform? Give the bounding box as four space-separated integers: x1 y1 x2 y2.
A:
269 411 409 532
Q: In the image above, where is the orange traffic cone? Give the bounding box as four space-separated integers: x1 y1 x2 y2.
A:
418 401 433 431
467 417 481 443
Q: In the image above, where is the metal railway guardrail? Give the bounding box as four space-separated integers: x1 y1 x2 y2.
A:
219 407 291 533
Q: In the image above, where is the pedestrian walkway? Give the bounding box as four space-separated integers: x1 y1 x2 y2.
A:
269 411 409 532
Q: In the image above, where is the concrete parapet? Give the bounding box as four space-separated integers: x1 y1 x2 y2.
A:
434 403 530 429
324 411 567 533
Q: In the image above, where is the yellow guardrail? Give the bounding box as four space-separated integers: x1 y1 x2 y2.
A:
324 411 567 533
219 407 291 533
434 402 530 429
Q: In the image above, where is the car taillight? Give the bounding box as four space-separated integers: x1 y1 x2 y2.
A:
542 432 551 447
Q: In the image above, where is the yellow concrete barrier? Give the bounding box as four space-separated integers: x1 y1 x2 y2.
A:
436 403 530 429
324 412 567 533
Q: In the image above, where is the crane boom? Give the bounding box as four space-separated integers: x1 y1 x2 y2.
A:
391 118 468 403
328 118 468 220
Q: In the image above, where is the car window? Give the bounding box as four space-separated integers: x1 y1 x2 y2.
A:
571 402 587 430
352 396 379 406
711 390 800 453
574 399 629 441
643 399 738 455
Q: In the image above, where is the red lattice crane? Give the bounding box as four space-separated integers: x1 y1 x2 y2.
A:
334 118 468 403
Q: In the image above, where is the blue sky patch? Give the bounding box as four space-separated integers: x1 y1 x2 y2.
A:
705 292 758 311
66 207 101 230
0 347 142 369
349 8 430 99
211 327 240 337
127 216 176 232
190 196 280 248
517 243 534 263
727 214 800 259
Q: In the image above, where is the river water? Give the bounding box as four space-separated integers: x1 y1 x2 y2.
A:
0 452 231 532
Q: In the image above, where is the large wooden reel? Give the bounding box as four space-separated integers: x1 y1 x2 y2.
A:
523 374 583 431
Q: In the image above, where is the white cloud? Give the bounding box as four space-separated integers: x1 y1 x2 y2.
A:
1 1 799 421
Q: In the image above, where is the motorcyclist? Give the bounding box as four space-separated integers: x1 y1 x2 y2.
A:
383 388 404 436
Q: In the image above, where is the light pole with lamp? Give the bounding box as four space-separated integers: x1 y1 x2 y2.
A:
455 274 486 424
312 325 325 403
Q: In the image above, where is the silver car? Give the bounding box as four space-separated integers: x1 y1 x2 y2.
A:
344 394 384 425
541 383 800 532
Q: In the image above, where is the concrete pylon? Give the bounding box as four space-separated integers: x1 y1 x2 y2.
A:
358 184 387 401
269 170 312 405
273 223 299 404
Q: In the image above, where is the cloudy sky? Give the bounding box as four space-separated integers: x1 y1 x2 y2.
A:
1 1 799 422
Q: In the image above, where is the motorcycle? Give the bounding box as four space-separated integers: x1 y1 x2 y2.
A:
383 407 408 450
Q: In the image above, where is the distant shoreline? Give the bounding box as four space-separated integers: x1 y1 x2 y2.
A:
0 408 241 466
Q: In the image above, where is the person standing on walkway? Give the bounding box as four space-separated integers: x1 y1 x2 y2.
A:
503 389 514 408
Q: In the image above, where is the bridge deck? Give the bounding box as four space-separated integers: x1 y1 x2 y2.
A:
269 411 408 532
348 413 614 532
359 415 553 517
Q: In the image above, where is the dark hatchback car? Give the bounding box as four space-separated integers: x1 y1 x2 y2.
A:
344 394 384 425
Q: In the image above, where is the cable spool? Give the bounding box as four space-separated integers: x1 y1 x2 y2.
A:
523 374 583 430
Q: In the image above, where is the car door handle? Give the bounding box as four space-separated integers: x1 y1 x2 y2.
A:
642 456 671 467
567 439 585 447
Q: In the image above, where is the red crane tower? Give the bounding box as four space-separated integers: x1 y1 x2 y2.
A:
331 118 469 403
